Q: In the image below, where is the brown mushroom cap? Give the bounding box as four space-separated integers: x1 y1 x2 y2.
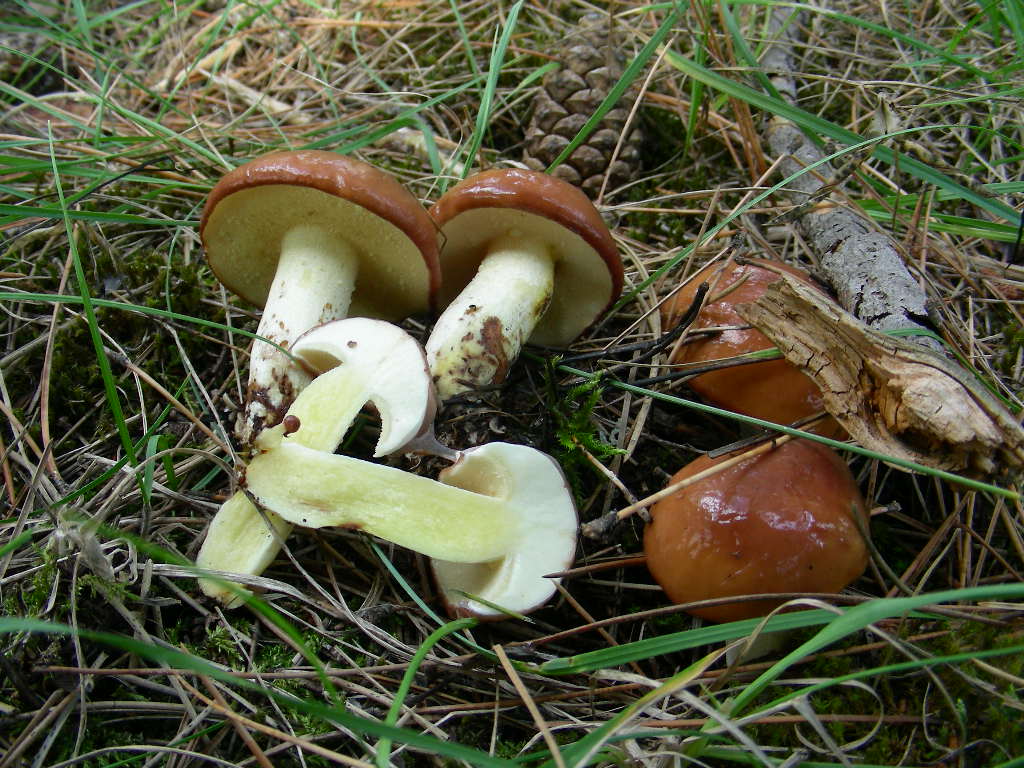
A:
201 150 441 319
662 258 838 434
643 439 868 623
429 168 622 346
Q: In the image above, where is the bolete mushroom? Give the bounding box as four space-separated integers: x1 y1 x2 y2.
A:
661 258 840 435
643 439 868 623
425 168 622 399
245 438 578 619
196 317 437 606
202 149 440 445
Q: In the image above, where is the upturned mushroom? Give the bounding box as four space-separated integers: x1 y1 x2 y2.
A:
196 317 437 606
245 437 578 619
661 257 840 435
643 439 868 623
425 168 622 400
202 150 439 445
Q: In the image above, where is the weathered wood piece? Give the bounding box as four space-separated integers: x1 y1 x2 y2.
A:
736 272 1024 476
760 8 941 350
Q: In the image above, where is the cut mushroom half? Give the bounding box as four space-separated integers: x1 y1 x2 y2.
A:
202 150 439 446
196 318 437 606
425 168 621 400
244 440 578 619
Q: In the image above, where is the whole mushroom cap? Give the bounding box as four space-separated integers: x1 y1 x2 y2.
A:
430 168 622 346
662 258 836 433
643 439 869 623
201 150 441 318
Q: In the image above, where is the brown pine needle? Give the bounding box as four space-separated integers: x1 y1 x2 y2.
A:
493 644 567 768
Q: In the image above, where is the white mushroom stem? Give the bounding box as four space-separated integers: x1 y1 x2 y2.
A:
425 232 555 400
245 439 518 563
241 223 359 446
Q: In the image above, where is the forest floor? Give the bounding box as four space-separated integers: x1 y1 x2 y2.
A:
1 1 1023 766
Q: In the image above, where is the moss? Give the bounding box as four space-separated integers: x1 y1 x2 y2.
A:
4 228 225 446
18 546 58 617
1001 321 1024 377
200 625 245 667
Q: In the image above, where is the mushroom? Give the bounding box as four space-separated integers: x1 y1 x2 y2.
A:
245 438 578 619
196 317 438 606
643 439 868 623
201 149 439 446
425 168 622 400
661 258 841 435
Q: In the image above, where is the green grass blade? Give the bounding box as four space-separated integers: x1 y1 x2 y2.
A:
449 0 482 80
450 0 524 182
0 618 518 767
376 617 478 768
683 31 708 156
1002 0 1024 57
729 582 1024 714
0 530 33 559
551 649 727 768
662 48 1019 225
47 132 138 470
538 609 841 675
748 0 993 81
746 642 1024 720
0 202 194 227
719 1 783 101
555 363 1019 500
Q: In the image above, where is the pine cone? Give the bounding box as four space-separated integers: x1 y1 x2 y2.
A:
523 13 643 199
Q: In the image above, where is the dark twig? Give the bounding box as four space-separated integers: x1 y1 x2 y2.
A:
551 283 710 367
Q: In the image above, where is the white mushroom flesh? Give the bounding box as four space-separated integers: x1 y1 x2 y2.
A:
432 443 577 618
425 232 554 400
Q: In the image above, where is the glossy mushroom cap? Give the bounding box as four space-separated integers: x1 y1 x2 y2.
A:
201 150 441 318
662 258 838 434
430 168 622 346
644 439 869 623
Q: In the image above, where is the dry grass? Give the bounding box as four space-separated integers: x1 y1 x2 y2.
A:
1 1 1023 766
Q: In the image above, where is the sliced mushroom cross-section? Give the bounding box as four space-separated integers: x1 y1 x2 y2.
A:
244 438 578 618
196 317 437 606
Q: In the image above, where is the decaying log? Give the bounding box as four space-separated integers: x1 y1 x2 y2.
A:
736 272 1024 476
760 8 941 351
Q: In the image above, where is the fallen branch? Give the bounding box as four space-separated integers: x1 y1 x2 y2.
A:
760 8 941 350
736 272 1024 476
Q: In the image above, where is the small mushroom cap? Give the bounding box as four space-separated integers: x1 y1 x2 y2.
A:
201 150 441 318
430 168 622 346
662 258 839 435
431 442 578 620
644 439 868 623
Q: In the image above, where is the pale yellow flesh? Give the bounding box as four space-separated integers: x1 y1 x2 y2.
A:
245 442 516 563
196 364 370 605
